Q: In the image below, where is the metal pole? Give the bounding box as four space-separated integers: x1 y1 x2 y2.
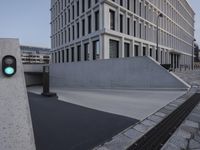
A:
156 13 163 62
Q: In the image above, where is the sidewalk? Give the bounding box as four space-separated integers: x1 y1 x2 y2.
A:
28 86 186 120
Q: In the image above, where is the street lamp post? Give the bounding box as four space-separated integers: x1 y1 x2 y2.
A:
192 39 196 70
156 13 163 62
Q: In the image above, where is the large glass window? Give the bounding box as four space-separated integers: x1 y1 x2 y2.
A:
77 45 81 61
95 11 99 31
93 40 100 60
109 39 119 58
71 47 74 62
134 45 139 56
124 43 130 57
110 10 115 30
84 43 89 61
120 14 123 33
88 15 91 33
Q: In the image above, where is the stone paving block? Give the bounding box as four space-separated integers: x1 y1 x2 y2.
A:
187 113 200 123
168 135 188 149
123 129 143 143
104 134 132 150
161 143 181 150
183 120 199 129
148 115 163 123
141 119 157 127
164 105 177 111
168 103 179 107
155 112 167 118
133 123 150 133
159 108 172 115
189 139 200 149
176 129 192 139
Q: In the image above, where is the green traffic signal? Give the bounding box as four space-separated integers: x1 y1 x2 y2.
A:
4 67 14 75
2 55 16 77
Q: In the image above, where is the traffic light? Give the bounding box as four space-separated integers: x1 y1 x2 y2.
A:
2 55 16 77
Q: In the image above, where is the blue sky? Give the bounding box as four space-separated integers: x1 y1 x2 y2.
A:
188 0 200 45
0 0 199 48
0 0 50 48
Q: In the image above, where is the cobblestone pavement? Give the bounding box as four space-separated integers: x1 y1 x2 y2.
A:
162 70 200 150
162 98 200 150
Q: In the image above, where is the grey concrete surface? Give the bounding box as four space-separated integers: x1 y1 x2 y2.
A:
28 92 138 150
0 39 36 150
28 86 185 120
23 64 44 73
50 57 189 90
93 87 197 150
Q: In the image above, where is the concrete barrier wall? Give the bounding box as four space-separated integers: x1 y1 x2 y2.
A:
0 38 36 150
23 64 44 73
50 57 189 89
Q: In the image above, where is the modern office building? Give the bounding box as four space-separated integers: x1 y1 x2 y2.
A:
20 45 51 64
50 0 195 69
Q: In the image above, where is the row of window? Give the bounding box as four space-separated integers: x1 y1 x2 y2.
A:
52 40 100 63
52 39 170 64
109 0 194 36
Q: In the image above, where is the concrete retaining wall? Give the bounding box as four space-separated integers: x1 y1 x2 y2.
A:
50 57 188 89
0 38 36 150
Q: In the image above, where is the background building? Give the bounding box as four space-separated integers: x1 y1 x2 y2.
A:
50 0 195 70
20 45 50 64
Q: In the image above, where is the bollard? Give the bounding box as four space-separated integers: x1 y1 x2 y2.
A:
41 66 57 97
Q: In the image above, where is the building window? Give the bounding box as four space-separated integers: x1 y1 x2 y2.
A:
62 50 64 63
110 39 119 58
68 8 70 23
55 52 57 63
139 2 142 16
66 49 69 62
124 43 130 57
120 14 123 33
82 19 85 36
134 45 139 56
71 47 74 62
143 47 146 56
88 0 91 8
77 0 79 17
127 0 130 10
82 0 85 13
68 27 71 42
150 48 152 57
88 15 92 33
77 45 81 61
134 20 136 37
72 5 75 20
93 40 100 60
95 11 99 31
77 22 79 38
120 0 123 6
139 23 142 38
58 51 61 63
84 43 89 61
133 0 136 13
110 10 115 30
127 18 130 35
72 25 75 40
